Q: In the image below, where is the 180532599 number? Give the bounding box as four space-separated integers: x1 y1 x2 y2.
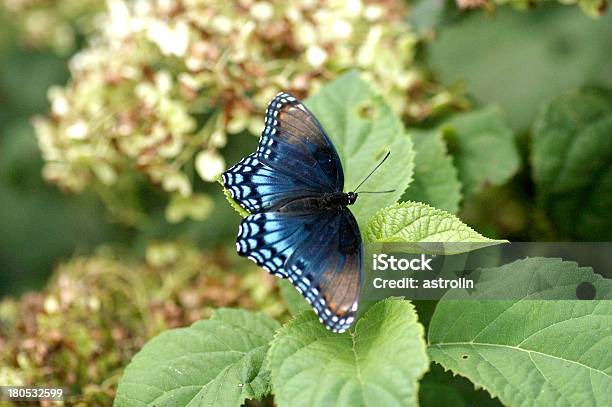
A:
1 386 65 401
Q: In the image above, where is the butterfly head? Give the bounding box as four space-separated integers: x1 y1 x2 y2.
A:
346 191 358 205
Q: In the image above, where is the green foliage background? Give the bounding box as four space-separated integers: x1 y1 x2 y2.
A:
0 0 611 406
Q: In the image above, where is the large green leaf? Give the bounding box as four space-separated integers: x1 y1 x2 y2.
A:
267 299 428 407
428 257 612 407
429 6 612 130
114 309 280 407
364 201 504 252
307 71 414 227
408 0 448 37
531 87 612 240
403 129 462 213
441 106 520 197
419 363 502 407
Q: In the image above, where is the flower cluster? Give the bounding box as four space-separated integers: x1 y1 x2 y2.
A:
0 0 103 53
35 0 460 224
0 243 285 405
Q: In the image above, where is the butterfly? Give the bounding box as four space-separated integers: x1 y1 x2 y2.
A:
223 92 389 333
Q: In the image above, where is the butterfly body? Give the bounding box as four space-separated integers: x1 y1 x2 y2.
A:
223 92 363 333
277 192 358 213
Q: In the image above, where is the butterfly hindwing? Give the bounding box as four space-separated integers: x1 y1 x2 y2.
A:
258 92 344 192
235 211 325 278
236 206 362 333
285 207 362 333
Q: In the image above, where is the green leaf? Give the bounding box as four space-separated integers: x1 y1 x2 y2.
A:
419 363 502 407
531 87 612 240
408 0 448 37
429 7 612 130
441 106 520 196
428 257 612 407
278 279 310 316
267 299 429 407
114 309 280 407
306 71 415 227
364 202 504 252
218 176 250 218
403 129 462 213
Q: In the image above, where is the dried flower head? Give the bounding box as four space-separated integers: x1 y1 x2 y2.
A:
0 0 103 53
0 242 285 405
35 0 460 224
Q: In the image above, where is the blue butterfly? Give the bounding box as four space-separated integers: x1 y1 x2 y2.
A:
223 92 385 333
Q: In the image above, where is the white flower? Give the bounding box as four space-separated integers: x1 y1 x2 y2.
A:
295 23 316 46
135 82 158 106
157 0 176 14
50 92 69 116
209 130 227 148
364 5 384 21
44 296 60 313
211 15 233 35
162 173 192 196
133 0 152 16
155 71 173 94
306 45 327 68
331 19 352 39
251 2 274 21
196 149 225 182
345 0 363 17
285 5 301 22
106 0 132 40
147 20 189 57
66 120 89 140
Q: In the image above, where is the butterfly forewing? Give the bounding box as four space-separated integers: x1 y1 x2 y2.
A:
223 153 325 213
258 92 344 192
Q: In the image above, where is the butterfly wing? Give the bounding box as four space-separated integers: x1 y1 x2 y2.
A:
258 92 344 192
235 210 318 278
222 92 342 213
285 207 362 333
237 206 363 333
223 153 325 213
227 91 360 333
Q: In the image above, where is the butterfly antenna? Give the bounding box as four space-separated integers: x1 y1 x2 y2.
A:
353 151 391 193
358 190 396 194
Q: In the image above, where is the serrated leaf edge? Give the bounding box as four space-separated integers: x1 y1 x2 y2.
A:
217 175 250 218
365 200 507 245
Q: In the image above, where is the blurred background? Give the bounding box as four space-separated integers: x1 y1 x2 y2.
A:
0 0 610 404
2 0 610 297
